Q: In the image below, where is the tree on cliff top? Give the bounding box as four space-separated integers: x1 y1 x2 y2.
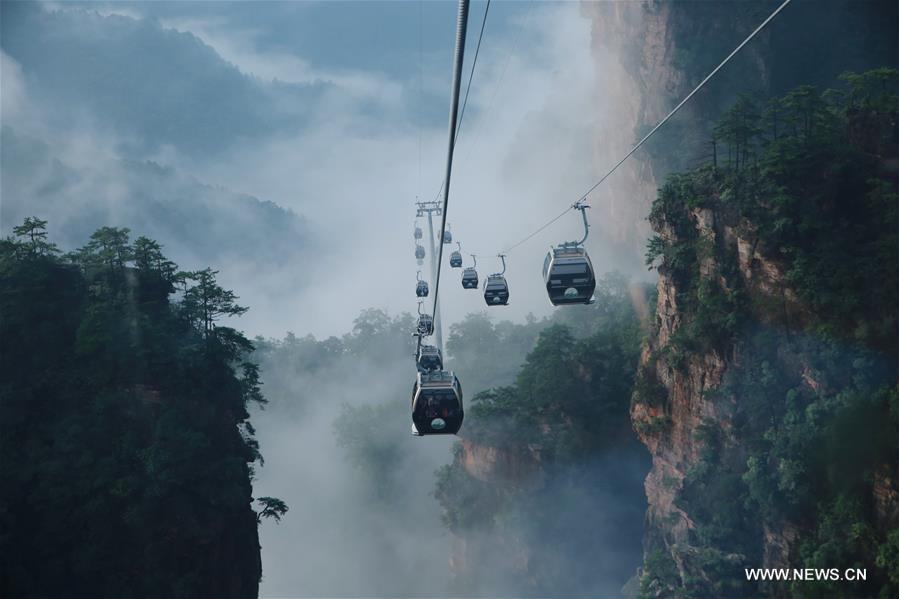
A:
0 217 280 598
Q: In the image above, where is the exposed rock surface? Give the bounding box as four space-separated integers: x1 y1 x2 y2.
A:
584 1 899 592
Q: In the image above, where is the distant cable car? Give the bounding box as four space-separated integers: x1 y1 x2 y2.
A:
450 241 463 268
414 222 423 240
415 244 425 260
544 202 596 305
411 370 463 436
416 271 429 298
461 254 478 289
416 344 443 372
416 303 434 336
484 275 510 305
443 224 453 244
483 254 509 306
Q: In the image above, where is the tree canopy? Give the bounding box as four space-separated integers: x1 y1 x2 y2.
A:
0 219 278 598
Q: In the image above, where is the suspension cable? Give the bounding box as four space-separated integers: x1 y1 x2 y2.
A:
431 0 491 203
417 0 423 198
431 0 471 323
497 0 793 255
459 0 533 172
456 0 490 142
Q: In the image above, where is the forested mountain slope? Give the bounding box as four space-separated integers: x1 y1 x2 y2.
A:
634 69 899 597
434 277 653 597
0 220 280 597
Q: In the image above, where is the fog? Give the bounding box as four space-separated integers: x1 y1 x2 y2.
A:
1 1 655 596
250 335 457 597
1 0 655 340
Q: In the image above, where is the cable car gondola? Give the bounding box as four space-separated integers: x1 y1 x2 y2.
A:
461 254 479 289
483 254 509 306
411 370 463 436
443 224 453 244
416 344 443 372
543 202 596 305
416 303 434 336
415 244 425 261
450 241 463 268
414 222 423 240
416 271 429 298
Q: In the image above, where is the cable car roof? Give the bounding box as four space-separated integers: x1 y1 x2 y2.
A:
418 369 456 386
552 243 588 259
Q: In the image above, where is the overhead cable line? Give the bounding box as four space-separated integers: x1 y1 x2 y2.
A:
431 0 491 203
417 0 424 198
498 0 794 255
459 0 534 173
431 0 471 324
455 0 490 142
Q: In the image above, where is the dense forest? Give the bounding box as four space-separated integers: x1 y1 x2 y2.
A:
433 276 652 596
636 68 899 596
0 220 283 597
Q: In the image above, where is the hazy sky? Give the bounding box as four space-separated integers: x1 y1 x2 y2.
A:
1 0 653 340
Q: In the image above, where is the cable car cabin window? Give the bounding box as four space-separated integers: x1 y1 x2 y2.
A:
552 263 588 275
415 390 460 419
412 388 463 435
543 253 551 278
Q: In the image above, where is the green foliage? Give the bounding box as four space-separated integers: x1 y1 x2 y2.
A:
876 529 899 590
647 68 899 357
639 549 680 598
433 447 504 534
714 94 762 170
840 67 899 113
445 311 544 395
11 216 59 257
461 274 647 457
0 220 276 597
435 274 651 595
632 359 668 408
643 69 899 596
634 414 672 436
256 496 289 523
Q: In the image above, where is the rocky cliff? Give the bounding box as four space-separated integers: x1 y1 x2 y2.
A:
435 285 650 597
580 1 899 596
627 72 899 599
582 0 899 258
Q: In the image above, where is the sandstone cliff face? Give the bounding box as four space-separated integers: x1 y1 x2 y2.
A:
459 438 543 489
584 1 899 592
632 202 799 581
